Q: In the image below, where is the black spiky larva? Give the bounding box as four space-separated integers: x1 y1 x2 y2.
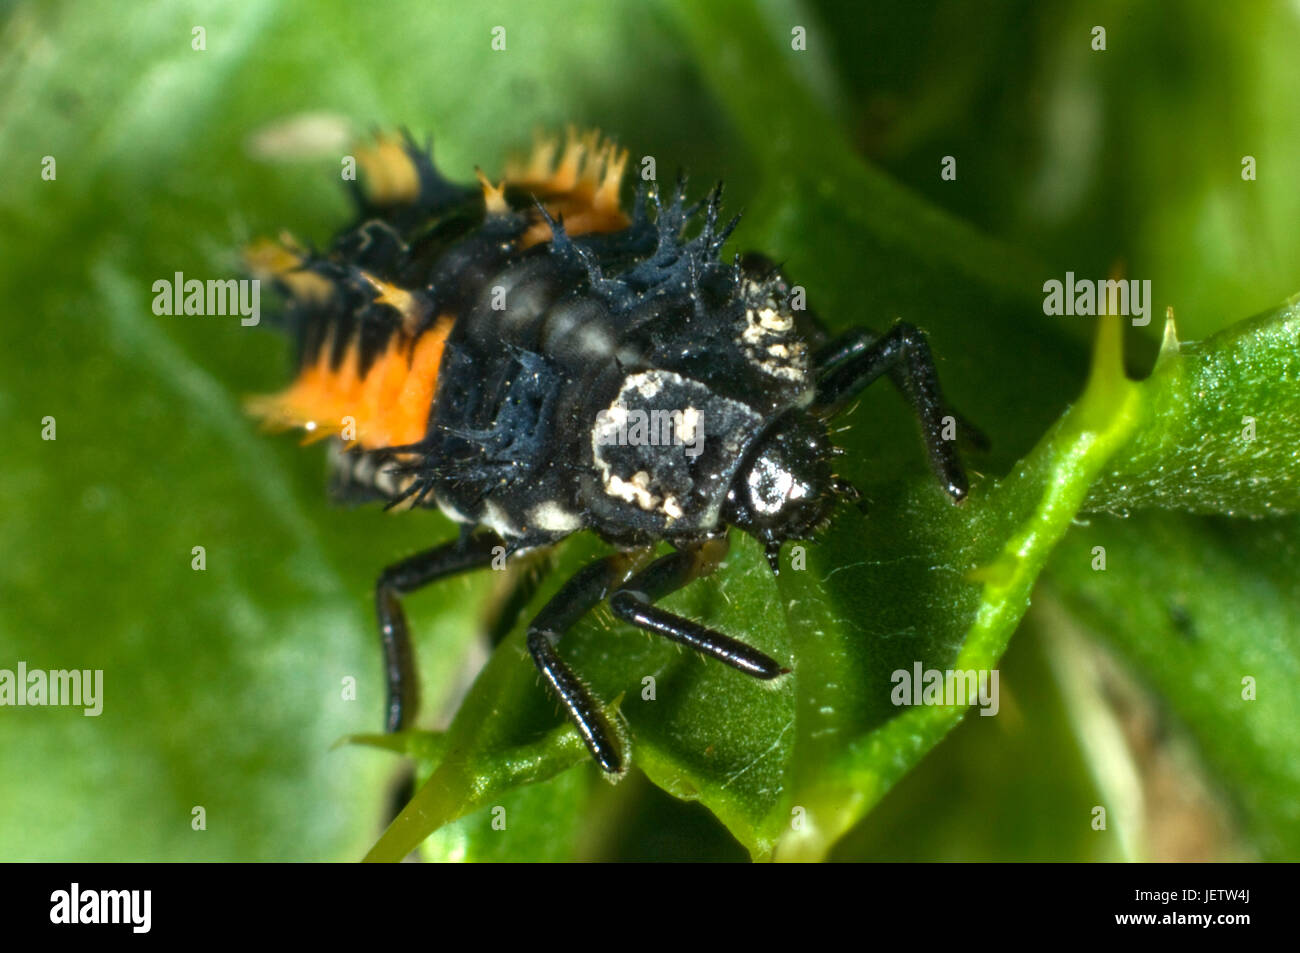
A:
245 127 973 774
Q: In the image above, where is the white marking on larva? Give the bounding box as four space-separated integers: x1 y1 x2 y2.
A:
738 300 810 382
481 500 520 538
758 361 808 382
591 370 717 520
530 501 583 533
677 406 700 444
747 337 810 382
374 463 400 496
750 468 793 515
759 306 792 332
541 308 579 347
605 470 661 511
576 323 615 358
741 305 791 346
601 402 629 428
631 371 664 399
435 494 472 525
592 401 627 459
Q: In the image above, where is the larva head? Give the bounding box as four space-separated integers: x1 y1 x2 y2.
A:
723 411 837 572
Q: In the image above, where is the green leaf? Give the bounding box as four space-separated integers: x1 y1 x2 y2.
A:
772 316 1142 859
341 730 447 764
1045 513 1300 858
1085 301 1300 516
830 621 1120 862
361 618 606 862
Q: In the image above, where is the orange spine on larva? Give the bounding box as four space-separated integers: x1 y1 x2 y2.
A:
504 127 631 248
248 315 453 451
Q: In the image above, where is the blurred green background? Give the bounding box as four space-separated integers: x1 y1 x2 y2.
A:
2 0 1297 861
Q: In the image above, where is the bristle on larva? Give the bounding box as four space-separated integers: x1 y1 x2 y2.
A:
355 135 422 205
358 270 432 336
474 167 510 217
243 234 333 304
505 126 631 247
